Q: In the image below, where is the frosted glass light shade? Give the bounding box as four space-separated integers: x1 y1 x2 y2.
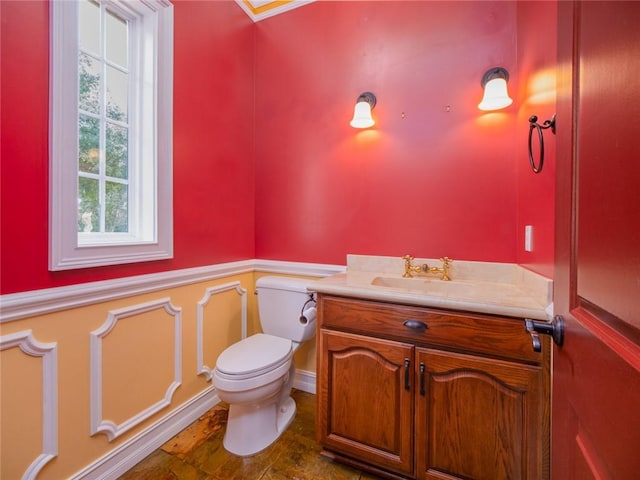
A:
350 101 375 128
478 67 513 111
350 92 376 128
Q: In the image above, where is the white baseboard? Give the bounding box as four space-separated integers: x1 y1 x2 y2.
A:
72 371 316 479
293 368 316 394
70 387 220 480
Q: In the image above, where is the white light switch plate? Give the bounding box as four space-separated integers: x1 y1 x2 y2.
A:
525 225 533 252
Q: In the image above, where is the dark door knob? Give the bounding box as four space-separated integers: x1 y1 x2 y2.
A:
525 315 564 352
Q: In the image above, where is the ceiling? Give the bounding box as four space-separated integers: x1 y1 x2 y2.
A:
234 0 315 22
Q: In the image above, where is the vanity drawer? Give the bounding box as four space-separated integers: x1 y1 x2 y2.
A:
318 294 542 364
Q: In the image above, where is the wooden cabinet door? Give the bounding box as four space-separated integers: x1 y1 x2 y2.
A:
415 348 544 480
553 2 640 478
317 329 414 476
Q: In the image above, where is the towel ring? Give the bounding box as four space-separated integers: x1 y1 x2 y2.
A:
528 113 556 174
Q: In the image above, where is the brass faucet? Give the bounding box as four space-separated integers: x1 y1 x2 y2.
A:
402 255 453 281
428 257 453 281
402 255 426 277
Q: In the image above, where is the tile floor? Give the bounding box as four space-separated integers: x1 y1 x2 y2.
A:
118 389 384 479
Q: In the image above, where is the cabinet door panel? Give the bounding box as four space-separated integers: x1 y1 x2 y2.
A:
416 348 543 480
318 329 414 476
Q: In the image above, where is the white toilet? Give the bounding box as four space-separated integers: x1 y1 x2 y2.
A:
212 276 317 456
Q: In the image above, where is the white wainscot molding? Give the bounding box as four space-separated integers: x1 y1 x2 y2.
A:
197 281 247 381
1 330 58 480
1 259 345 323
90 298 182 441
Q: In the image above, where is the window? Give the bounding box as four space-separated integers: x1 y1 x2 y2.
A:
78 1 130 237
50 0 173 270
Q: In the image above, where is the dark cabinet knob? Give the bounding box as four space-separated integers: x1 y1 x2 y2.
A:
403 319 428 332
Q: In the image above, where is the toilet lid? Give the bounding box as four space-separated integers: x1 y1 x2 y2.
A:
216 333 293 376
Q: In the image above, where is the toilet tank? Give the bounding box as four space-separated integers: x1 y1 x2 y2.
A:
256 276 316 342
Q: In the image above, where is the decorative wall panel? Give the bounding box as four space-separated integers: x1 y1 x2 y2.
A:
197 281 247 381
0 330 58 480
90 298 182 441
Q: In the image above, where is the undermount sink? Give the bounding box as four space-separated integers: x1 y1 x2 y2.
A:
371 276 477 296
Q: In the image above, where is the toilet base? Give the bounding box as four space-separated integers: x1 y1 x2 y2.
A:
223 395 297 456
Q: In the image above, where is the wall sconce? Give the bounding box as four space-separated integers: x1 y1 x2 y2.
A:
478 67 513 111
350 92 377 128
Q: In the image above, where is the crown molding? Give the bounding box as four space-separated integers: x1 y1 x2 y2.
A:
234 0 314 22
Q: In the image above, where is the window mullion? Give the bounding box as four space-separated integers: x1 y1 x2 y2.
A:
127 17 137 238
99 2 107 234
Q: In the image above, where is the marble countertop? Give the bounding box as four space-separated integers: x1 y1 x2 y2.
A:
308 255 553 321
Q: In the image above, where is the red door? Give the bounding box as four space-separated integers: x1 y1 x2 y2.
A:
553 2 640 479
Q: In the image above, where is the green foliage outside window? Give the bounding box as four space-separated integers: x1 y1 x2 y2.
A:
77 54 129 234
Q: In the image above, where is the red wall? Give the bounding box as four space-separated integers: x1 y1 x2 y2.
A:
515 1 557 278
254 1 522 266
1 0 557 295
0 0 255 294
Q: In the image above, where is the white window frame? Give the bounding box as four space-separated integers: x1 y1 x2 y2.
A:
49 0 173 271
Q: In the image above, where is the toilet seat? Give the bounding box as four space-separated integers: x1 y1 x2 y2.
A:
216 333 293 377
213 334 293 391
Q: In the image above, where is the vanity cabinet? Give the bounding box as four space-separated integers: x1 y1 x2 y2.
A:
316 295 550 480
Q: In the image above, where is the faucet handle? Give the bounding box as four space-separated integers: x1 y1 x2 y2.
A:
439 257 453 281
402 254 416 277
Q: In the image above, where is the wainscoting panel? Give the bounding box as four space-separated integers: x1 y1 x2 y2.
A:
0 330 58 480
197 281 248 381
90 298 182 441
0 260 343 479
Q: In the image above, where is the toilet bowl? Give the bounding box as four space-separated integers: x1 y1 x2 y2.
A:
212 276 316 457
213 333 298 456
